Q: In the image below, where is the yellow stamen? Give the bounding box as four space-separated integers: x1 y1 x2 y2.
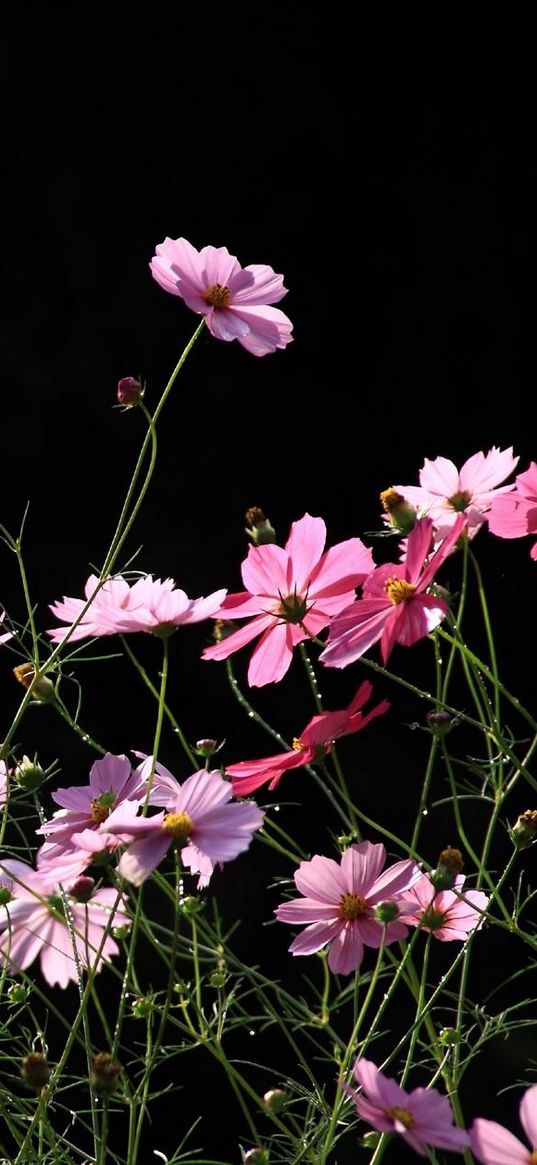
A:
338 892 368 921
387 1106 416 1130
447 489 471 512
292 737 305 752
384 577 416 606
163 811 194 844
204 283 231 309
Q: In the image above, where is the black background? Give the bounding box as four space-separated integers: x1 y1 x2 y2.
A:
1 6 536 1163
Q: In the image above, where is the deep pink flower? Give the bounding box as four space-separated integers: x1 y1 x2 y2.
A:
396 447 518 540
150 237 293 357
348 1058 470 1156
0 859 130 988
398 873 489 941
471 1083 537 1164
48 574 226 643
275 841 420 974
203 513 375 686
226 681 390 796
488 461 537 561
102 767 264 887
321 516 465 669
36 753 148 861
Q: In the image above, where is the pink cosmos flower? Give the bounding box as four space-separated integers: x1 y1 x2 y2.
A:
320 515 465 669
0 859 130 988
102 767 264 888
0 611 13 645
348 1058 470 1156
488 461 537 561
396 447 518 540
203 513 375 687
48 574 226 643
36 753 148 861
470 1083 537 1164
398 873 489 941
150 237 293 357
275 841 420 974
226 681 390 796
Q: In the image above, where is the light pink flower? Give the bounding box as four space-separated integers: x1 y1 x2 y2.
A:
348 1058 470 1156
471 1083 537 1164
396 447 518 540
321 516 465 669
0 859 129 988
48 574 226 643
398 873 488 940
226 681 390 796
275 841 420 974
0 761 9 808
488 461 537 561
0 611 13 645
203 513 375 687
150 236 293 357
36 753 148 861
102 768 264 888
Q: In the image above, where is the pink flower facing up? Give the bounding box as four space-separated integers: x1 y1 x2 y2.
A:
226 681 390 797
203 513 375 687
35 753 148 863
102 767 264 888
0 859 130 988
275 841 420 974
398 873 489 941
471 1083 537 1164
48 574 226 643
150 236 293 357
488 461 537 561
348 1058 470 1156
396 447 518 541
320 515 466 669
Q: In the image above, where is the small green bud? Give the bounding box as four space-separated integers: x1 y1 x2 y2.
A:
112 924 131 940
21 1052 51 1091
512 809 537 849
439 1027 460 1047
374 899 400 924
195 738 221 758
13 664 55 702
0 887 13 906
242 1150 270 1165
245 507 276 545
180 896 202 916
380 488 417 534
8 982 30 1004
426 709 454 736
131 995 154 1019
263 1088 287 1114
14 755 45 792
209 970 227 989
430 847 464 891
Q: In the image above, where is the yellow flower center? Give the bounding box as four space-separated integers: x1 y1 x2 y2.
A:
204 283 232 309
163 811 194 844
380 488 405 513
447 489 471 512
384 577 417 606
387 1106 416 1130
292 737 305 752
90 792 116 824
338 893 368 921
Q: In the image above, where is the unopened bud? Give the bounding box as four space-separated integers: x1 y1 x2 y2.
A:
68 876 95 903
14 755 45 792
245 507 276 545
380 488 417 533
430 848 464 890
512 809 537 849
263 1088 287 1114
180 895 202 916
426 709 454 736
439 1026 460 1047
8 983 30 1004
195 738 220 758
132 995 154 1019
13 664 55 702
117 376 143 407
209 970 227 988
242 1150 270 1165
91 1052 121 1095
20 1052 51 1091
374 899 400 924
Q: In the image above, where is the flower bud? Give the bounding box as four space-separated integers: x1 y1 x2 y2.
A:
20 1052 51 1091
511 809 537 849
13 755 45 792
209 970 227 988
380 488 417 533
91 1052 121 1095
179 895 203 916
245 507 276 545
195 738 220 758
117 376 143 407
263 1088 287 1114
132 995 154 1019
439 1026 460 1046
425 709 454 737
242 1150 270 1165
13 664 55 702
430 848 464 890
374 899 400 924
68 876 95 903
8 982 30 1004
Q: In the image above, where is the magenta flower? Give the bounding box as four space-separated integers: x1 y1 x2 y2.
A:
398 873 489 940
396 447 518 540
36 753 148 861
348 1058 470 1156
203 513 374 687
102 768 264 887
275 841 420 974
471 1083 537 1164
320 516 465 669
226 681 390 796
0 859 130 988
48 574 226 643
488 461 537 561
150 236 293 357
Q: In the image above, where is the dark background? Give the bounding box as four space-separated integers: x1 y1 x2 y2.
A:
1 6 535 1163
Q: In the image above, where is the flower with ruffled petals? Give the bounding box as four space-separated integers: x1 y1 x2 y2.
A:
0 860 130 988
275 841 420 974
398 873 489 940
102 767 264 888
226 681 390 796
321 515 465 669
348 1058 470 1156
396 447 518 540
488 461 537 561
203 513 374 687
471 1083 537 1164
150 236 293 357
48 574 226 643
36 753 148 862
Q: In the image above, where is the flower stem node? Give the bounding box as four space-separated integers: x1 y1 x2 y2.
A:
430 848 464 890
263 1088 287 1115
117 376 144 407
245 507 277 545
20 1052 51 1092
13 664 55 702
13 755 45 792
425 709 454 736
91 1053 122 1096
512 809 537 849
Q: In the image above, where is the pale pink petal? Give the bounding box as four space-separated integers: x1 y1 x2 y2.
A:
179 589 227 623
229 264 287 305
199 244 241 289
418 513 466 591
519 1084 537 1149
388 594 448 652
284 514 326 593
206 309 252 342
288 918 343 956
470 1118 530 1164
230 304 293 353
178 769 233 816
241 543 291 598
327 924 364 973
247 621 294 687
294 854 346 902
320 601 391 668
488 494 535 539
419 456 460 499
191 803 264 861
369 858 421 902
459 447 518 495
118 834 171 885
341 842 386 895
275 898 340 924
516 462 537 500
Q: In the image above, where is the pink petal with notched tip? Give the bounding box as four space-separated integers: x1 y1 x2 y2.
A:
284 514 326 593
241 542 290 597
327 925 365 973
229 264 288 305
470 1118 530 1164
309 538 375 597
341 841 386 895
294 854 346 902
